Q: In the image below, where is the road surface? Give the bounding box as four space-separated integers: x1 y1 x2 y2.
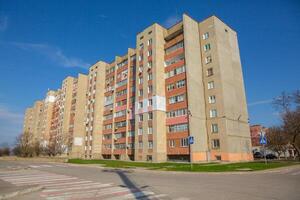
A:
0 160 299 200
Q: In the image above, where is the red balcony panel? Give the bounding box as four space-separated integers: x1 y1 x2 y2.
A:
166 115 188 126
115 137 126 144
167 131 189 140
127 137 134 143
164 47 184 60
103 129 112 134
114 116 126 123
127 149 134 155
116 94 127 102
166 87 187 97
115 105 127 112
103 119 113 125
114 127 126 133
167 101 188 111
113 149 126 155
165 73 186 85
116 85 127 92
167 147 189 155
102 148 112 155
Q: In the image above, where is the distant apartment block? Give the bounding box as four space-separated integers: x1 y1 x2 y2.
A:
23 14 253 162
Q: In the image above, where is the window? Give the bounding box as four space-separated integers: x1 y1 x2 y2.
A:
138 128 143 135
167 108 187 118
208 81 214 89
139 114 143 122
168 123 188 133
181 138 189 147
211 124 218 133
103 134 112 140
169 94 185 104
115 110 126 118
138 77 143 84
104 124 112 130
147 50 152 57
147 73 152 80
139 42 144 49
208 95 216 104
165 66 186 78
147 61 152 68
165 41 184 54
147 39 152 45
169 140 175 148
138 55 143 61
128 143 134 149
116 89 127 97
138 101 143 109
212 139 220 149
210 109 218 118
164 54 184 66
148 98 153 106
148 127 153 134
115 132 126 139
176 80 186 88
148 141 153 149
202 32 209 40
139 89 143 97
148 112 153 120
204 43 211 52
138 141 143 149
148 85 153 93
207 68 213 76
167 83 175 91
104 114 113 120
115 121 126 128
128 131 135 137
205 56 212 64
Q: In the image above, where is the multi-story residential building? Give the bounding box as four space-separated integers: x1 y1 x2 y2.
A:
23 100 43 141
69 74 88 158
23 14 252 162
40 90 56 147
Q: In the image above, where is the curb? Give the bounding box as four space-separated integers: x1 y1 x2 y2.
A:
0 186 43 200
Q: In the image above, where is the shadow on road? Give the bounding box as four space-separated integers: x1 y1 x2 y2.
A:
102 169 150 199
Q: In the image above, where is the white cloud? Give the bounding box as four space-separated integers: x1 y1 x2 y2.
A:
248 99 273 106
163 15 181 28
0 15 8 32
11 42 90 69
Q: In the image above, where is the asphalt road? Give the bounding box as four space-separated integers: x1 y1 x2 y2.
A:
0 160 299 200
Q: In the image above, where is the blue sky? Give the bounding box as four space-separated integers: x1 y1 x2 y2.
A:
0 0 299 145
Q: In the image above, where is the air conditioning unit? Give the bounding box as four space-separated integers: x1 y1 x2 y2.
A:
110 108 113 112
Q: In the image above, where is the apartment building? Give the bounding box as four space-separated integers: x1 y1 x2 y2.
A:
23 14 252 162
23 100 43 141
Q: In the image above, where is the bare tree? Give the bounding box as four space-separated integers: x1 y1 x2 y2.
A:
273 90 300 159
47 134 68 156
14 132 36 157
266 126 288 159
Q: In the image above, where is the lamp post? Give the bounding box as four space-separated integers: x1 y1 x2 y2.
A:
187 110 193 170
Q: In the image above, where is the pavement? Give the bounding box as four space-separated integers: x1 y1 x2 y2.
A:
0 160 299 200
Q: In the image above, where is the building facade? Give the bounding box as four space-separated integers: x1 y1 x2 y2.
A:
23 14 252 162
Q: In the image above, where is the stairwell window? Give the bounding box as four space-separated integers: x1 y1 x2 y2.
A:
212 139 220 149
147 39 152 45
148 112 153 120
208 95 216 104
204 43 211 52
211 124 219 133
210 109 218 118
202 32 209 40
207 68 214 77
208 81 214 89
139 114 143 122
205 56 212 64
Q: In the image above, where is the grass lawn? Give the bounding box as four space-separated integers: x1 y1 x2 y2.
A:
68 159 299 172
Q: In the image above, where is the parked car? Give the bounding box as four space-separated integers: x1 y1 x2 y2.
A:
266 154 277 159
253 152 263 159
